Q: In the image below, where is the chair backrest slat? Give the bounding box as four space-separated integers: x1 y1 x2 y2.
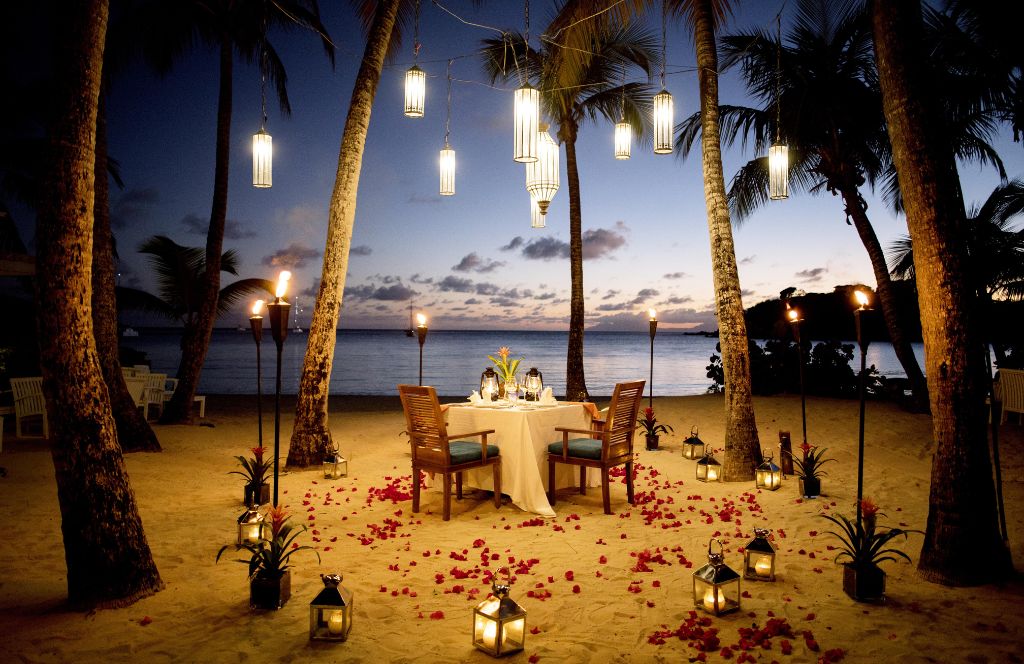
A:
399 384 451 465
1001 369 1024 413
602 380 645 460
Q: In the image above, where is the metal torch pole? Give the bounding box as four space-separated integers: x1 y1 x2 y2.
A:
855 307 868 532
417 324 428 386
268 299 290 507
249 315 264 449
648 318 657 411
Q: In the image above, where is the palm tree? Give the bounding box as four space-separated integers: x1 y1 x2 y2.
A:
872 0 1011 586
678 0 930 412
480 18 657 401
132 0 333 424
34 0 163 607
668 0 760 480
287 0 403 467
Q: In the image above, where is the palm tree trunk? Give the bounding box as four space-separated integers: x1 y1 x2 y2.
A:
693 0 760 480
91 91 161 452
287 0 401 467
36 0 163 608
162 35 233 424
838 183 929 412
872 0 1011 585
563 125 589 401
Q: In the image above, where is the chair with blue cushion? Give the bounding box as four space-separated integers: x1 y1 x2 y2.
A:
399 384 501 521
547 379 645 514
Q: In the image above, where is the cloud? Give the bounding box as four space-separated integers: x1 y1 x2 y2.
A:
522 236 568 260
534 292 556 300
596 302 630 312
664 295 693 305
663 271 690 280
111 188 159 229
518 225 629 261
180 213 257 240
500 236 525 252
464 297 481 305
630 288 659 304
740 289 755 298
351 245 372 256
345 282 417 301
602 289 620 300
452 252 506 273
796 267 827 281
739 255 757 265
276 204 324 235
261 243 321 269
437 275 474 292
475 282 501 296
410 273 434 284
581 227 627 259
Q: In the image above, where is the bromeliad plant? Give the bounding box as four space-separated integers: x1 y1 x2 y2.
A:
231 446 272 499
636 407 674 437
217 505 320 580
820 498 918 570
785 442 834 479
488 346 523 383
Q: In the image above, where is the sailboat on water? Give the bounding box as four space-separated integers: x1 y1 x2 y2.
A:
405 302 414 337
292 297 304 334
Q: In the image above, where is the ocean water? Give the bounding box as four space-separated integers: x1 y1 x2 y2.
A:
126 328 924 397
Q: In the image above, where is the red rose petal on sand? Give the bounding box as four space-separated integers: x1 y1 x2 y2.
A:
573 585 581 594
530 626 541 634
429 611 445 620
139 616 152 626
528 656 540 663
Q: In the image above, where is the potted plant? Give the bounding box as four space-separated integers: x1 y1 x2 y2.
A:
217 505 320 610
231 446 272 506
487 346 523 397
820 498 918 603
636 407 673 450
784 443 833 497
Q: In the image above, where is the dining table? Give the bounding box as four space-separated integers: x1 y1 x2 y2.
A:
438 400 605 518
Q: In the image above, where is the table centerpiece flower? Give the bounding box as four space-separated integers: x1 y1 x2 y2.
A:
488 346 523 398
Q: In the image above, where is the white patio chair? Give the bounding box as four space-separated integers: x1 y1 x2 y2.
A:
11 377 48 438
162 378 206 418
124 376 149 419
144 373 167 420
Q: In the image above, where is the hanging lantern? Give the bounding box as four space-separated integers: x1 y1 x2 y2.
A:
614 119 632 160
532 194 548 230
404 65 426 118
323 448 348 480
682 426 706 460
439 144 455 196
252 128 272 188
523 367 544 401
309 573 354 641
653 89 673 154
693 538 741 616
526 125 559 214
513 84 540 163
696 448 722 482
768 142 789 200
473 573 527 657
236 505 266 547
480 367 499 402
755 451 782 491
743 528 777 581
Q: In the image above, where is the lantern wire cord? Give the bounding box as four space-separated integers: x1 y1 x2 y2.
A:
413 0 421 61
545 0 628 41
268 0 337 49
260 3 268 129
444 59 453 145
774 13 782 143
660 0 667 89
429 0 504 35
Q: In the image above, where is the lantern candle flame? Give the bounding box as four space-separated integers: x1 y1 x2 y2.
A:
275 271 291 300
787 308 798 322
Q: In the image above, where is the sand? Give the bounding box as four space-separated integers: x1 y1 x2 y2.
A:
0 394 1022 663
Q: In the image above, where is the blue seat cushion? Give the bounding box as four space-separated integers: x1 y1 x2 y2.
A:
548 438 603 460
449 441 500 465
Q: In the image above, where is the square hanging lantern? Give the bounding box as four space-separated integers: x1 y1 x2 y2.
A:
252 128 272 188
513 84 540 163
236 505 266 547
525 125 559 215
682 426 705 460
653 89 674 154
743 528 777 581
755 452 782 491
323 449 348 480
473 576 526 657
768 142 789 200
404 65 426 118
529 195 545 229
696 448 722 482
439 144 455 196
309 573 354 641
693 538 741 616
614 119 632 160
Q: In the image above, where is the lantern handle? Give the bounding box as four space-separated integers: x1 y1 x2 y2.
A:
761 448 773 461
707 537 723 558
690 425 699 437
753 527 770 538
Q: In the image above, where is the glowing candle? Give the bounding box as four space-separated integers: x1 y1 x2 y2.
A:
754 557 772 578
854 289 869 309
481 618 497 649
703 587 727 612
707 467 719 482
649 308 657 321
327 610 345 636
243 523 260 544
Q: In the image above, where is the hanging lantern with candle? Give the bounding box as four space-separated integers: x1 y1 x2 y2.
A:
614 119 632 160
473 571 527 657
513 84 540 163
696 447 722 482
693 538 741 616
236 505 266 547
252 128 272 188
755 451 782 491
404 65 426 118
682 426 706 460
743 528 777 582
439 144 455 196
309 573 354 642
525 124 559 215
653 89 673 154
529 195 545 229
323 446 348 480
768 142 789 200
524 367 544 401
481 367 499 402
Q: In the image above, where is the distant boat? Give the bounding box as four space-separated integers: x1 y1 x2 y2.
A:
122 327 139 338
292 297 304 333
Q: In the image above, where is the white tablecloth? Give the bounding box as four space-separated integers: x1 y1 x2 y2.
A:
441 402 601 517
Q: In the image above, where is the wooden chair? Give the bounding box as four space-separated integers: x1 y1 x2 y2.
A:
997 368 1024 424
398 384 501 521
11 377 48 438
547 379 645 515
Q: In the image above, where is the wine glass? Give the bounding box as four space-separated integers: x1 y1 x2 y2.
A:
504 374 519 405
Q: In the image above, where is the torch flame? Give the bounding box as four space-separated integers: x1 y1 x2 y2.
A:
648 309 657 321
787 308 798 321
252 299 264 316
275 271 291 299
854 290 869 308
416 313 427 327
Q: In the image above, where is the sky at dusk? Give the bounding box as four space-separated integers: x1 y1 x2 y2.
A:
8 1 1024 331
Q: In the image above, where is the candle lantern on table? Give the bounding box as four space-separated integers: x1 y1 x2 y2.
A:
524 367 543 401
267 271 291 507
480 367 499 402
236 505 266 547
323 446 348 480
249 300 265 450
472 570 526 657
695 448 722 482
416 313 428 386
755 450 782 491
309 573 354 642
682 426 706 460
743 528 777 581
693 538 741 616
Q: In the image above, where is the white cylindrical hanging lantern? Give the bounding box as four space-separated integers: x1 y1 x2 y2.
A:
439 144 455 196
525 126 559 214
513 85 540 163
404 65 426 118
252 129 272 188
614 120 632 160
530 195 544 229
653 89 673 154
768 142 789 200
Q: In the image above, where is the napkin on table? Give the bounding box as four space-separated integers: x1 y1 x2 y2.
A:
468 390 482 405
540 387 556 405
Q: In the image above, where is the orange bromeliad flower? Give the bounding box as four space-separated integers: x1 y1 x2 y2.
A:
860 497 880 517
498 346 510 361
267 504 289 536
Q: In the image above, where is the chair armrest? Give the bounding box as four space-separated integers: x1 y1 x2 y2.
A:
448 429 496 440
554 427 604 437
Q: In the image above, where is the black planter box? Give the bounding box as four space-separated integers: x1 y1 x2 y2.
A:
843 563 886 603
645 434 659 451
250 570 291 610
798 477 821 498
245 482 271 506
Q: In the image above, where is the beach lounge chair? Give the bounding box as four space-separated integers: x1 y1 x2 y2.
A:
144 373 167 420
399 384 501 521
997 368 1024 424
124 376 149 419
11 376 48 438
161 378 206 418
547 379 645 515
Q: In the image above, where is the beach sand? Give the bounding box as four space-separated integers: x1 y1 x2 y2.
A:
0 394 1021 663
